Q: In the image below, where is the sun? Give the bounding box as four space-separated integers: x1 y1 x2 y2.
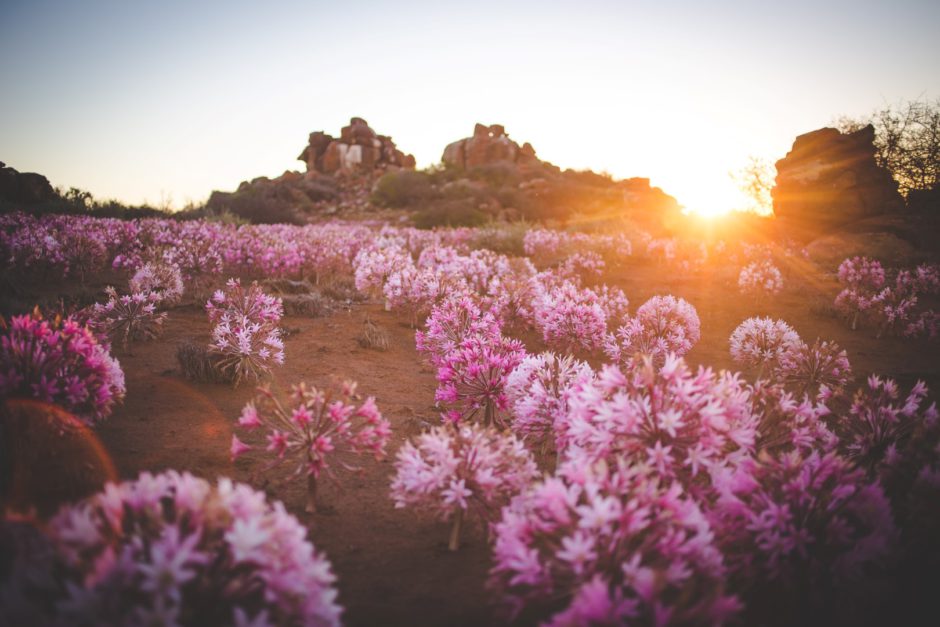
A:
672 176 752 219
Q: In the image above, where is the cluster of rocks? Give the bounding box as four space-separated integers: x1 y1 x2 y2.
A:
442 123 538 170
0 162 57 206
298 117 415 176
772 125 903 231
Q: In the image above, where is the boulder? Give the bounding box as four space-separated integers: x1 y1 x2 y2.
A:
441 123 536 169
806 231 921 269
772 125 903 232
297 117 414 176
0 162 58 205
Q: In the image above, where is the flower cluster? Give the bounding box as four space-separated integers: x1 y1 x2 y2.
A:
834 257 939 339
738 260 784 295
84 286 167 349
505 352 593 457
206 279 284 385
435 332 526 428
0 471 342 625
415 296 501 366
729 317 802 375
129 261 185 305
835 376 938 480
532 281 626 353
233 380 390 512
0 314 125 424
777 338 852 399
710 450 896 618
747 380 836 453
563 356 756 491
604 295 701 366
391 423 537 550
489 459 740 625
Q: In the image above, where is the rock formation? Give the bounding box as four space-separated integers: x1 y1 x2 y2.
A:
0 162 58 205
297 117 415 176
772 125 903 231
441 123 539 169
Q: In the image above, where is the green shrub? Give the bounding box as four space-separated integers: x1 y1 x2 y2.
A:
371 170 433 208
413 201 487 229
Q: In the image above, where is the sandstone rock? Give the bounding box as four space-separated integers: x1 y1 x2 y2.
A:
441 123 536 169
297 117 414 176
772 125 903 232
0 162 58 205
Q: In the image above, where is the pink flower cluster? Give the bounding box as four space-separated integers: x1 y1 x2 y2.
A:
532 280 627 353
0 315 125 424
836 376 938 478
490 459 740 625
234 379 390 512
415 296 501 366
729 317 802 375
563 356 756 490
391 423 537 550
435 332 526 428
604 295 701 366
0 470 342 625
129 261 184 305
738 260 784 295
505 351 594 455
83 286 167 350
710 450 896 606
747 380 836 453
206 279 284 385
777 338 852 399
835 257 939 339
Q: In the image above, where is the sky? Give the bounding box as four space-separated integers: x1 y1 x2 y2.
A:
1 0 938 215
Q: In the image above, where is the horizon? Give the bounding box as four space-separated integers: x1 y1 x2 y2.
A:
1 0 938 216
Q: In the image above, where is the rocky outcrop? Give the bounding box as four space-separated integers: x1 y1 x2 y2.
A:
441 123 539 169
772 125 903 231
0 162 58 205
297 117 415 176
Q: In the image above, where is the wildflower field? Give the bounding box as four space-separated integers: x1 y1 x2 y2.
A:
1 212 939 626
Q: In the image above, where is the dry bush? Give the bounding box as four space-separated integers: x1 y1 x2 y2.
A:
176 341 230 383
261 278 317 295
280 293 332 317
357 317 389 351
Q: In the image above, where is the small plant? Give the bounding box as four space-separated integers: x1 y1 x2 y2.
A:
357 317 390 351
0 313 125 425
563 356 755 494
504 351 593 460
416 296 501 366
129 261 184 305
206 279 284 386
85 287 167 349
390 423 537 551
435 332 526 428
729 317 802 378
232 380 391 513
834 256 886 330
738 260 783 295
604 295 701 366
710 450 896 619
0 470 342 625
490 459 740 625
777 338 852 399
176 340 228 383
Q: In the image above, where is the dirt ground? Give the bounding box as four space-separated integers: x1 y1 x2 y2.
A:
6 258 940 626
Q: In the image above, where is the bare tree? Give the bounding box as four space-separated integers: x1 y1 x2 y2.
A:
731 156 775 214
834 97 940 198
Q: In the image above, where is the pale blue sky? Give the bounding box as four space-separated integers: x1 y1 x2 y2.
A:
1 0 938 212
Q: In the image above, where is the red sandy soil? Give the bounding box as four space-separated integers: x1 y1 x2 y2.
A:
6 258 940 626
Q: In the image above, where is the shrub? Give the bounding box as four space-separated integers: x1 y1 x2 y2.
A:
371 170 433 208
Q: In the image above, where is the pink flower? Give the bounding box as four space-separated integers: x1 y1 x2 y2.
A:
230 434 252 460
